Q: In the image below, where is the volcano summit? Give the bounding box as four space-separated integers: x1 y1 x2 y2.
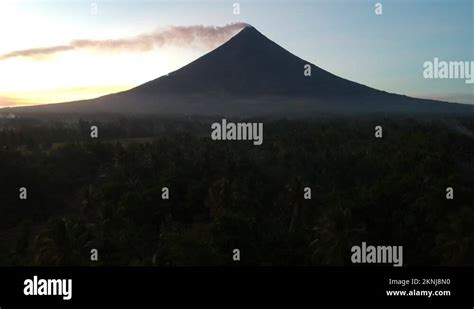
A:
3 25 474 117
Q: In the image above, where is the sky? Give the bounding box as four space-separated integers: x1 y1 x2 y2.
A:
0 0 472 107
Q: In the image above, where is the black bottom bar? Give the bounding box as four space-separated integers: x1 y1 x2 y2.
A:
0 267 472 307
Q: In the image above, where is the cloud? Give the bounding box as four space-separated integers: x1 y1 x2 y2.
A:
0 23 248 61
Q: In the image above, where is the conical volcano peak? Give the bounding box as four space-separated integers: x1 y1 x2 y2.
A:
133 23 327 96
232 24 266 39
234 22 255 30
216 23 281 55
11 22 473 116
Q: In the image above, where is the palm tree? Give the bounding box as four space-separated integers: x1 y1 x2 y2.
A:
33 218 87 265
311 205 366 265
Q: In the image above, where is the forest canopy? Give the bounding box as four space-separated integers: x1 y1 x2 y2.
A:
1 116 473 266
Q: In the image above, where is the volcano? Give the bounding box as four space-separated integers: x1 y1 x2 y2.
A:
4 25 474 117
